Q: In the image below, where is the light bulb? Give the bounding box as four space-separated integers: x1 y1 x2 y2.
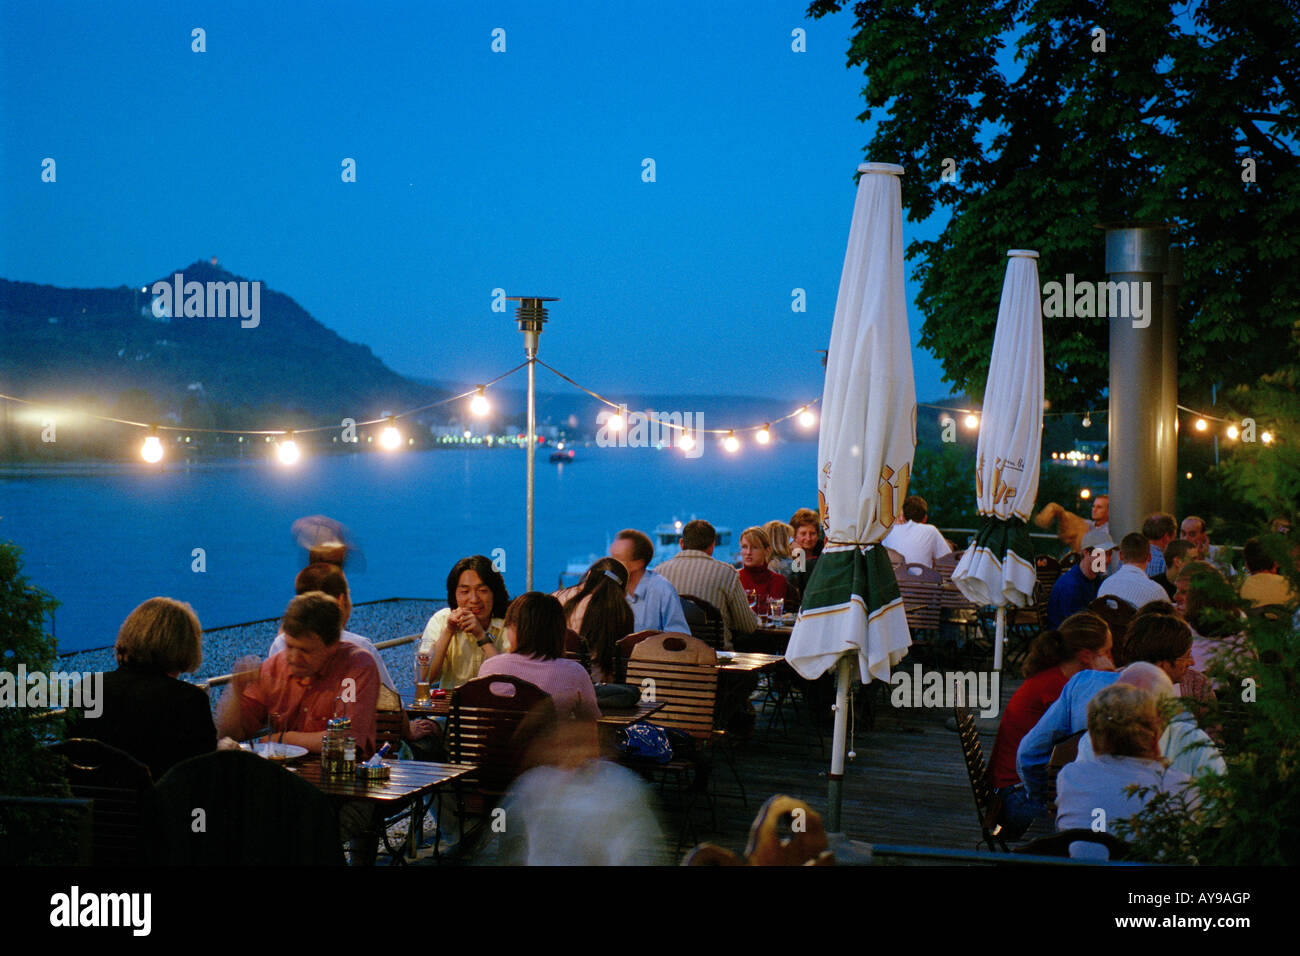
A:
724 432 740 453
379 421 401 450
798 408 817 428
679 433 696 452
1226 425 1239 440
141 434 163 463
470 387 490 417
608 411 625 432
1195 418 1208 432
1082 414 1091 428
964 413 979 430
756 425 771 445
1080 488 1091 500
277 438 300 465
1262 431 1274 444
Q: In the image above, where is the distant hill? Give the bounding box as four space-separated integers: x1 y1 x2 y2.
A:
0 260 443 420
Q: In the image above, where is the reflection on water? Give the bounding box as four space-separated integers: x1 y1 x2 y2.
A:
1 444 815 652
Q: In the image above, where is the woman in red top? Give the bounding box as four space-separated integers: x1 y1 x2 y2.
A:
737 526 788 614
988 611 1113 839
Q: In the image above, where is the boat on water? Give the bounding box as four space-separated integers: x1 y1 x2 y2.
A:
549 441 576 463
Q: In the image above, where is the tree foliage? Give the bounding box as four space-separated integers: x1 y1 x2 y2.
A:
808 0 1299 411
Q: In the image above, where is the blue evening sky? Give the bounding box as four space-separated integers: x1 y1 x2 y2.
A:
1 0 951 403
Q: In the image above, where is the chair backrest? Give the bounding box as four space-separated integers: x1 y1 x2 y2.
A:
151 750 344 865
679 594 726 649
374 709 405 755
450 674 556 801
886 547 906 568
1059 551 1082 570
1046 729 1084 807
625 655 718 742
897 563 942 632
48 739 153 866
1013 828 1130 860
951 706 1006 851
934 553 978 612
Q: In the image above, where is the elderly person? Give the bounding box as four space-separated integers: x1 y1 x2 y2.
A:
987 612 1113 839
560 558 634 684
67 597 216 781
479 592 601 722
738 526 789 615
416 555 511 690
1055 683 1198 858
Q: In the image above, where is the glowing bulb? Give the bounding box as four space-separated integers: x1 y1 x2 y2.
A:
724 432 740 453
798 408 817 428
379 420 401 450
1051 452 1058 460
756 425 771 445
1195 418 1208 432
1082 414 1091 428
1093 454 1101 462
1262 431 1274 444
277 437 300 465
1226 425 1239 440
470 387 490 417
463 429 472 439
1080 488 1091 500
679 433 696 453
1185 471 1193 479
964 413 979 430
608 412 625 432
141 434 163 463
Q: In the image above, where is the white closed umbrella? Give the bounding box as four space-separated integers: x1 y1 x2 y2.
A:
951 249 1045 671
785 162 916 832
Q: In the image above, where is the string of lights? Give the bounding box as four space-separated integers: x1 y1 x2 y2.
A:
0 374 1278 466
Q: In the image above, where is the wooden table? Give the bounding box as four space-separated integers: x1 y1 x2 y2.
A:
596 699 666 727
717 652 784 673
292 758 475 863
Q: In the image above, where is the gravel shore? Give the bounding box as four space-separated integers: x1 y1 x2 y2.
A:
57 599 444 698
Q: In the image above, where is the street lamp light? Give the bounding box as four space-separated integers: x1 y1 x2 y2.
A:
508 296 558 591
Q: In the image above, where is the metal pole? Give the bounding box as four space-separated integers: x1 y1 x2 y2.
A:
1105 225 1168 540
827 654 852 833
993 606 1005 671
526 356 536 591
510 296 556 593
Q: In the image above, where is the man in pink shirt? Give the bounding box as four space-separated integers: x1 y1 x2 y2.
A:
217 591 380 754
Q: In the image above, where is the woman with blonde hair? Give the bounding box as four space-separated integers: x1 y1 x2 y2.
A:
763 520 795 576
67 597 216 780
738 526 789 615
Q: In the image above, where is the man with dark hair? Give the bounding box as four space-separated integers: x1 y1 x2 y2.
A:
267 563 398 706
1142 511 1177 577
657 519 758 649
1046 530 1113 629
609 529 690 635
1098 533 1171 609
217 591 380 754
882 495 952 568
1152 538 1193 599
1240 536 1297 607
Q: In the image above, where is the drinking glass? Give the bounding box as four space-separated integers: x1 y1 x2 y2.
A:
746 589 757 611
768 597 785 622
415 650 432 705
267 712 285 761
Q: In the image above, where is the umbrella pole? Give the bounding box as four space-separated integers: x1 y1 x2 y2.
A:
993 606 1005 671
827 654 852 833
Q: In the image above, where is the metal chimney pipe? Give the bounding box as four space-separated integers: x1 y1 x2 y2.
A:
1160 246 1182 515
1105 225 1168 542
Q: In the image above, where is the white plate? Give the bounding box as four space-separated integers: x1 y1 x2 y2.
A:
253 742 308 760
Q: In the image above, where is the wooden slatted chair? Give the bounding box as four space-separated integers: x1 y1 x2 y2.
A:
448 674 556 842
48 739 154 866
935 550 982 645
679 594 726 650
1087 595 1137 656
952 705 1009 852
886 547 907 569
1059 550 1082 571
896 563 942 640
1034 555 1062 626
626 634 724 850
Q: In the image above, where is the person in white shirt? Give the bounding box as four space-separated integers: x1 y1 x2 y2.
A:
1055 682 1198 859
1097 533 1173 610
882 495 952 568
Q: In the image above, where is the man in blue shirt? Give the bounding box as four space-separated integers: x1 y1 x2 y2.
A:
610 529 691 634
1045 529 1114 629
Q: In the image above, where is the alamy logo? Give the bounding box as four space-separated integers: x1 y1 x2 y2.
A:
151 272 261 328
889 665 1000 718
1041 274 1152 328
0 666 102 718
50 886 151 936
595 408 703 459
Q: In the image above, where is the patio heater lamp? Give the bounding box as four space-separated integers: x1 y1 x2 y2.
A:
509 295 558 591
